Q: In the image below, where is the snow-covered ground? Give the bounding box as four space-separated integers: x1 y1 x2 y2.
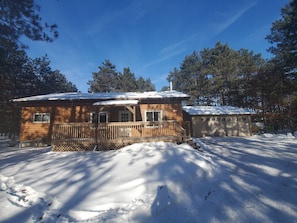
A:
0 134 297 223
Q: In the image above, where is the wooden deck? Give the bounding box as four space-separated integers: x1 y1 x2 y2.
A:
51 122 185 151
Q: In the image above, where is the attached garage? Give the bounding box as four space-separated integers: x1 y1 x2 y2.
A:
183 106 252 137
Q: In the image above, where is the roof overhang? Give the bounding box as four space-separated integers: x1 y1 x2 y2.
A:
93 99 139 106
12 91 190 103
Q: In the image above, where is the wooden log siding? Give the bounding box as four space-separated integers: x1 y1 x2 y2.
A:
51 121 185 151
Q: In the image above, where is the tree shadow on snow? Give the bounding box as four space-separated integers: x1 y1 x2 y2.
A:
195 137 297 222
130 142 217 222
0 147 117 222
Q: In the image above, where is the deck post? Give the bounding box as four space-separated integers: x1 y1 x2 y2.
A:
95 107 99 145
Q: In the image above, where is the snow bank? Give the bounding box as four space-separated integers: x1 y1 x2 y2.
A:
252 133 296 140
0 142 219 222
1 137 297 222
0 174 63 222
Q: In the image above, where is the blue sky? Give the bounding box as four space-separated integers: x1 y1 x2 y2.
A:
24 0 288 92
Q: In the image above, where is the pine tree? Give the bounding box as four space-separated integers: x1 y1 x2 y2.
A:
117 67 137 92
200 42 240 106
266 0 297 132
88 60 118 92
266 0 297 74
136 76 155 92
0 0 58 47
144 78 155 91
0 0 59 135
167 42 266 107
168 52 208 104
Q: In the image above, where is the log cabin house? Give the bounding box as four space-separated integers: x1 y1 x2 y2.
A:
13 91 190 151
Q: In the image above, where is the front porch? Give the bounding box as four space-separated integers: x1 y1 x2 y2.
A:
51 121 186 151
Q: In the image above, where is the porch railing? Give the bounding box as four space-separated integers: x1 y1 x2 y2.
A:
51 121 185 151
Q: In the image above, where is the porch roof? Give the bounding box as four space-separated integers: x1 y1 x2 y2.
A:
13 91 190 102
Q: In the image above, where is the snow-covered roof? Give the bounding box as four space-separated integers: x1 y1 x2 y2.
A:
183 106 253 115
13 91 190 102
93 100 139 106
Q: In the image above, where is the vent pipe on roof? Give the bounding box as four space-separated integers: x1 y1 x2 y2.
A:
170 81 173 91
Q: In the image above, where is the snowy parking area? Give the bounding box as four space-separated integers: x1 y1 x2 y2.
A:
0 134 297 222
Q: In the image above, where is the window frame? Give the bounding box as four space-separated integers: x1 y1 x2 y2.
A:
32 113 50 123
90 112 96 123
90 112 108 123
98 112 108 123
119 110 131 122
145 110 162 128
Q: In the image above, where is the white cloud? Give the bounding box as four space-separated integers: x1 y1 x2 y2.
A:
212 1 257 35
159 35 194 56
142 34 200 72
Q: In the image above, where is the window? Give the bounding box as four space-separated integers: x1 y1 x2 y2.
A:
90 112 108 123
99 112 108 123
33 113 50 123
119 111 131 122
145 110 161 127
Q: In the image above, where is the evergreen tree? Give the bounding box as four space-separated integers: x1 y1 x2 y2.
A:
88 60 156 93
0 0 59 134
236 49 265 108
32 56 77 94
135 76 155 92
0 0 58 48
167 68 181 91
46 70 77 93
200 42 240 106
144 78 155 91
117 67 137 92
266 0 297 74
168 51 208 104
136 76 146 91
251 62 292 132
0 46 29 134
265 0 297 132
18 55 77 95
88 60 118 92
167 42 266 107
161 85 170 91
